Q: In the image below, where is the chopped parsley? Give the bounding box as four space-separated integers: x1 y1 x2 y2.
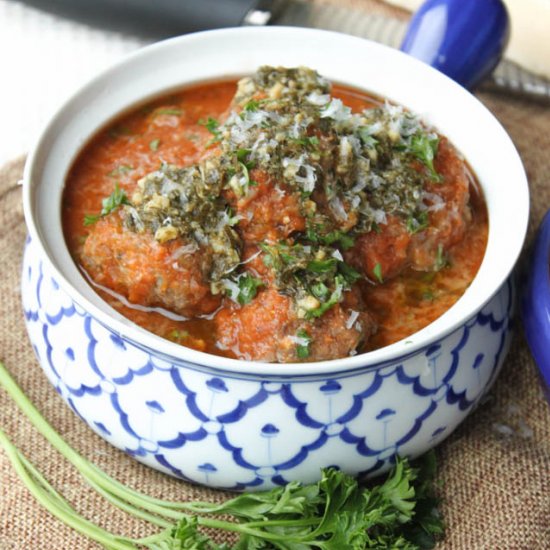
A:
358 125 379 148
408 132 441 181
422 289 435 301
107 164 133 177
305 275 344 319
307 258 338 273
291 135 320 147
243 99 261 112
406 211 429 234
199 117 220 139
311 281 330 300
236 148 252 164
295 329 312 359
339 262 362 285
149 138 160 151
83 183 131 226
306 225 355 250
169 329 189 342
434 243 448 271
237 273 264 305
83 214 100 226
223 273 264 306
155 108 182 116
373 262 384 283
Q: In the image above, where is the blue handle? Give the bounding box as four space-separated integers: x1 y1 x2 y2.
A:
521 210 550 403
400 0 510 89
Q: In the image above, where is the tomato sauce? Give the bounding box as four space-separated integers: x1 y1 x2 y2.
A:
63 78 488 359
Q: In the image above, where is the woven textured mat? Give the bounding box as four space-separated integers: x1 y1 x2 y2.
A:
1 1 550 549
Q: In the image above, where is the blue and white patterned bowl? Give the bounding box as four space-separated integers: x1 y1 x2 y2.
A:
22 27 529 490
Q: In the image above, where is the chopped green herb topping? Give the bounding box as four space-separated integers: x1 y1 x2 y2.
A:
259 242 359 318
306 224 355 250
407 211 429 234
149 138 160 151
407 132 441 182
125 163 241 282
291 135 320 147
107 164 133 177
422 290 435 301
223 273 264 306
200 116 223 146
295 329 312 359
84 183 131 226
199 116 221 140
155 108 182 116
358 125 379 148
373 262 384 283
100 183 131 216
169 329 189 342
83 214 100 227
307 258 338 273
305 275 344 319
236 148 252 164
339 262 362 285
237 273 264 305
243 98 261 112
434 243 448 271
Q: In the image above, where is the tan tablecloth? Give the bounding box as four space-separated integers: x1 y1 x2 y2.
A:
1 1 549 549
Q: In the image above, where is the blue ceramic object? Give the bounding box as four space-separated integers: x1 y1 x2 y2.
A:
401 0 510 89
21 235 514 489
522 210 550 402
21 28 529 489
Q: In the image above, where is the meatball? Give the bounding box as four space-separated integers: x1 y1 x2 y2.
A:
81 211 220 317
408 137 471 269
347 215 411 283
225 169 305 244
214 284 374 362
347 137 471 282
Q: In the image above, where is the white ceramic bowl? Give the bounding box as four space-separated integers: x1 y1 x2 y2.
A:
22 27 529 490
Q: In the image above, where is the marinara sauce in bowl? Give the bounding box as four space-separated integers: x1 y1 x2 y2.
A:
22 27 529 489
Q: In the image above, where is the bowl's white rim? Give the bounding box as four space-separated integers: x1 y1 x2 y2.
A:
22 26 530 377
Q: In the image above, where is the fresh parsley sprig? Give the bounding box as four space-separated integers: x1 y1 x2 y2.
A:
0 360 444 550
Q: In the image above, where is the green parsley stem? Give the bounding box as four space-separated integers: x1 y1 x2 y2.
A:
0 361 188 520
0 428 136 550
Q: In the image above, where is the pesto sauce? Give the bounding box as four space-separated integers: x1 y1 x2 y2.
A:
119 66 440 313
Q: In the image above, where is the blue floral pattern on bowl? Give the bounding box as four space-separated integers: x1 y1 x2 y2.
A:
22 236 513 490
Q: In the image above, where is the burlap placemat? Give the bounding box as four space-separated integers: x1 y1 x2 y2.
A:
1 3 550 549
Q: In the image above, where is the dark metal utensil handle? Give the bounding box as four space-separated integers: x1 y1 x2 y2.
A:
18 0 283 36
